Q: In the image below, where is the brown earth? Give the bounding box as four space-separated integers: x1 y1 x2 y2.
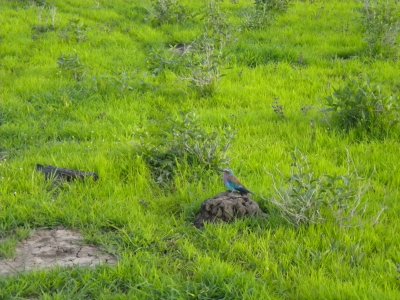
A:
0 228 117 276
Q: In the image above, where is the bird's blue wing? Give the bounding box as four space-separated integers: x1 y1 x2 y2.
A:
227 176 251 194
226 181 236 191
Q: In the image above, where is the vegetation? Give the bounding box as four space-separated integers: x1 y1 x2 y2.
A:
243 0 292 29
134 112 232 187
361 0 400 58
270 149 366 227
149 0 188 26
0 0 399 299
325 77 399 138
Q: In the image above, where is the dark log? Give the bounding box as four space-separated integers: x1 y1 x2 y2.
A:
36 164 99 182
194 192 266 228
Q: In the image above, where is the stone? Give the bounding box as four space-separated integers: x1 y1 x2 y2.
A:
194 192 266 228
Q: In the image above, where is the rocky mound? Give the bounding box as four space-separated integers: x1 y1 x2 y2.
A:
194 192 266 228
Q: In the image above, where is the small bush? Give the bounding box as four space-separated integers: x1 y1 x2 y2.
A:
18 0 47 7
59 19 88 43
272 98 285 118
0 150 7 162
147 48 183 76
270 150 365 227
33 0 47 6
204 0 233 49
145 1 231 96
362 0 400 59
255 0 290 13
57 54 85 81
134 112 233 187
180 1 231 96
149 0 188 26
31 4 57 39
181 36 223 96
31 25 54 40
325 79 399 137
243 0 291 29
147 38 222 96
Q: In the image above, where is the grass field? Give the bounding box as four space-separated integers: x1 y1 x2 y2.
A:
0 0 399 298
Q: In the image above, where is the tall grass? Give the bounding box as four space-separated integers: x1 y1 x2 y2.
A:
0 0 399 298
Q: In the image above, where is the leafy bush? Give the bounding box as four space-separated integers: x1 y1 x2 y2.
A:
243 0 291 29
204 0 232 49
33 0 47 6
325 79 399 137
59 19 88 43
57 54 85 81
134 112 233 186
270 150 365 227
255 0 291 13
362 0 400 59
147 38 223 97
147 1 230 96
149 0 188 26
180 1 231 96
17 0 47 7
181 36 223 96
147 48 183 76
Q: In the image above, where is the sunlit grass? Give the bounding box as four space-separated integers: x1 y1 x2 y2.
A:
0 0 399 298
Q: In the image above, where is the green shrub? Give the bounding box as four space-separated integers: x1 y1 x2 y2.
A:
147 37 222 97
147 1 230 96
59 19 88 43
149 0 188 26
255 0 291 13
57 54 85 81
362 0 400 59
180 1 231 96
325 79 399 138
204 0 232 49
243 0 291 29
181 36 223 97
33 0 46 6
134 112 233 187
31 4 57 39
147 48 182 76
17 0 47 7
270 150 364 227
272 98 285 118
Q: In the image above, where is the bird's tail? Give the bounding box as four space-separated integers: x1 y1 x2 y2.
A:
237 186 253 195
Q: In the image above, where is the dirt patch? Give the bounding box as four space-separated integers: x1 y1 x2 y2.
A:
0 228 117 276
194 192 267 228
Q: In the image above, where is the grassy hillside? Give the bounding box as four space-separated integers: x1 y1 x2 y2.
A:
0 0 399 298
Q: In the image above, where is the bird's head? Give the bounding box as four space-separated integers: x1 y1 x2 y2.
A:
221 168 234 175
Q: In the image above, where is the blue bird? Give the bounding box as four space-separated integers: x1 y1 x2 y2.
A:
222 169 252 195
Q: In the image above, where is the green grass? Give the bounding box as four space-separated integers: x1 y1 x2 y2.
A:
0 0 399 298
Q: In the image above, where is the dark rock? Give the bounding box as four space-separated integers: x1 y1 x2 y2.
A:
194 192 266 228
36 164 99 182
169 43 192 55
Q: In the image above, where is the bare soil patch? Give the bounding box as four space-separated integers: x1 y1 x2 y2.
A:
0 228 116 276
